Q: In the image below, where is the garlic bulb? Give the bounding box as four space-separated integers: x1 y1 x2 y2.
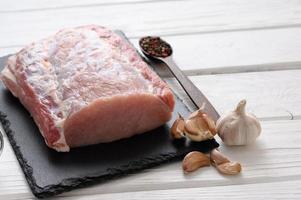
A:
184 105 217 142
217 100 261 145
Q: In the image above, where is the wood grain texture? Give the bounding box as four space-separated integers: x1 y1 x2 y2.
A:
138 27 301 71
1 0 301 48
187 70 301 119
162 70 301 120
3 180 301 200
1 0 301 199
3 27 301 73
131 26 301 72
0 0 179 12
60 180 301 200
1 119 301 199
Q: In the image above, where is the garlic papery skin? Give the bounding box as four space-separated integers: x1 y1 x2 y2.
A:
184 108 217 142
217 100 261 146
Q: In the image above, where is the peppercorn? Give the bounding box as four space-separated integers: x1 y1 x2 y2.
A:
139 36 172 58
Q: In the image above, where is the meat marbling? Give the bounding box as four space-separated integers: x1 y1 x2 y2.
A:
0 25 175 152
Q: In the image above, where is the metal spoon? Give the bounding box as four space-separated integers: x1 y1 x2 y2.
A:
139 36 219 121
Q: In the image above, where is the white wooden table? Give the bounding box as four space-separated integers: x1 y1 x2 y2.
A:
1 0 301 199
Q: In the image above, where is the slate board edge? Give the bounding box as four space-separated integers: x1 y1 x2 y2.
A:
0 111 219 198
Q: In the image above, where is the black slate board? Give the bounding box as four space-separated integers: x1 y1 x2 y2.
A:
0 32 219 198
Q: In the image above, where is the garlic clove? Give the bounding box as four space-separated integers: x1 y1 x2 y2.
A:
202 113 217 135
182 151 210 173
210 149 242 175
170 113 185 139
216 161 242 175
210 149 230 166
217 99 261 146
184 107 216 142
187 102 206 119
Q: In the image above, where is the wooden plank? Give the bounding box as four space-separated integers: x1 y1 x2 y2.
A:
186 70 301 119
59 180 301 200
3 180 301 200
131 27 301 71
2 27 301 73
0 0 174 12
1 0 301 48
1 119 301 199
3 181 301 200
184 61 301 76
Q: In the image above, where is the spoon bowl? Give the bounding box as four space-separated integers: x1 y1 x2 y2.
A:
139 36 173 60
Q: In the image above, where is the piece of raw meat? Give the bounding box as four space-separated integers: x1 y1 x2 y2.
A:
0 25 175 152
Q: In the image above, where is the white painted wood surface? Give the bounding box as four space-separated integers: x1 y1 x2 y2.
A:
0 0 300 199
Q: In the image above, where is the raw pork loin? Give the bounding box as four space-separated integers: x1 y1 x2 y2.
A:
0 25 175 152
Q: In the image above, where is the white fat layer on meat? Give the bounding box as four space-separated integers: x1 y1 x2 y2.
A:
1 66 17 84
0 56 70 152
1 55 18 86
52 125 70 152
57 28 153 117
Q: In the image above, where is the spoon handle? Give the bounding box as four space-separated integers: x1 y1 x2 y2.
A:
162 56 219 121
